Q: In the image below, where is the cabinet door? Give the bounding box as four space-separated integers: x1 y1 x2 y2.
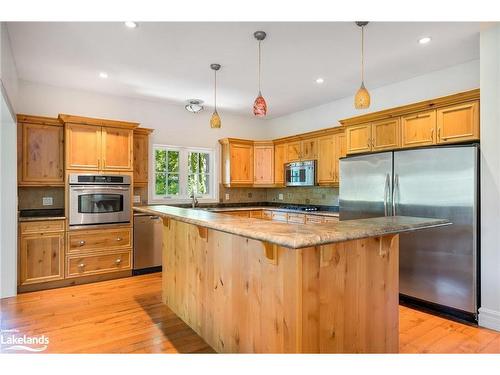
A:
254 145 274 185
317 135 335 185
286 141 301 162
301 138 318 160
274 143 287 185
333 132 347 183
436 101 479 144
21 123 64 184
230 143 254 184
401 110 436 148
19 232 64 285
102 127 133 171
66 124 102 170
346 124 372 154
372 118 401 151
133 133 149 184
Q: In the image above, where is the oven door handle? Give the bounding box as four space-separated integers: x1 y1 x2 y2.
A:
70 186 130 191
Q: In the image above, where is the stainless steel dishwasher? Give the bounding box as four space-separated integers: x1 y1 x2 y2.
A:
133 212 163 275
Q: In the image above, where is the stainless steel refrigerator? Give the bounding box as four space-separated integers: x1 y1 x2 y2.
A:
339 144 479 321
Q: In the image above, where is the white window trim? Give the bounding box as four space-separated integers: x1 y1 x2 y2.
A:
149 144 218 204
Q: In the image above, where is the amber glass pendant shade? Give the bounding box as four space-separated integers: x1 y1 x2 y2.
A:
210 110 221 128
253 92 267 117
354 82 371 109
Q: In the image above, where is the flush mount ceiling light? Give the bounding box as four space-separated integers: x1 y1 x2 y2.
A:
99 72 108 79
185 99 204 113
253 31 268 117
418 36 432 45
316 78 325 84
210 63 222 129
354 21 371 110
124 21 137 29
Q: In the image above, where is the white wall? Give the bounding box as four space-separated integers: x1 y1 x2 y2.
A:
267 60 480 138
478 24 500 331
1 23 19 110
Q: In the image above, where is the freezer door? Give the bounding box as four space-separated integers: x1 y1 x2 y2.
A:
339 152 393 220
394 145 478 314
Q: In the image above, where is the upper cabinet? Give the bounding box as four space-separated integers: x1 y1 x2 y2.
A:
401 110 436 148
17 115 64 186
253 142 274 185
220 138 254 186
317 130 346 186
286 138 318 161
341 90 480 155
60 114 138 172
133 128 153 186
436 101 479 144
274 143 287 186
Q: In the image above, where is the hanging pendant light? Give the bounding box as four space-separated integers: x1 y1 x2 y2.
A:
354 21 371 109
253 31 267 117
210 63 221 129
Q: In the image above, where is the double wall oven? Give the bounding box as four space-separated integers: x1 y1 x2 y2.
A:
69 174 131 227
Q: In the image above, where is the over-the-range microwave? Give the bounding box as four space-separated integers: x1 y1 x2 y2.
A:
285 160 316 187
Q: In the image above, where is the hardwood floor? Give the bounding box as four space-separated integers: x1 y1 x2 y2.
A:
1 273 499 354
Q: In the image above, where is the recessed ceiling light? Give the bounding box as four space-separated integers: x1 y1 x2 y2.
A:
316 78 324 84
418 36 432 45
99 72 108 79
125 21 137 29
185 99 204 113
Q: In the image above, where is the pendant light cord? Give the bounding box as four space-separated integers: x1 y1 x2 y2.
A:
258 40 262 94
361 25 365 84
214 69 217 112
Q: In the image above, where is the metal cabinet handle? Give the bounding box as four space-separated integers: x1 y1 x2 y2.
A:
431 128 434 142
116 237 122 241
437 128 442 140
115 258 122 265
78 263 85 268
79 240 86 246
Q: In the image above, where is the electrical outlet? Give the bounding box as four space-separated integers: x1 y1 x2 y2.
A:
278 193 284 201
42 197 53 206
225 193 230 201
133 195 141 204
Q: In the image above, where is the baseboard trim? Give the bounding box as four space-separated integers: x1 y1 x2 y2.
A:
478 307 500 331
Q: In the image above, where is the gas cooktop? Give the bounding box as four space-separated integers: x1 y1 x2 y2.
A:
280 205 320 212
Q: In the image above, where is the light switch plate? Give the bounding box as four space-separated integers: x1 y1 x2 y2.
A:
133 195 141 204
278 193 284 200
42 197 53 206
225 193 230 201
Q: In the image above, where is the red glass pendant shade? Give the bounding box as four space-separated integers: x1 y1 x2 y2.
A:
253 92 267 117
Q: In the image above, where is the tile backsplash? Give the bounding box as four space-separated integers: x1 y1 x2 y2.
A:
220 185 339 206
18 187 65 210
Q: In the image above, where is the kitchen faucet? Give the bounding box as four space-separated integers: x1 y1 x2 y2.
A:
190 194 199 208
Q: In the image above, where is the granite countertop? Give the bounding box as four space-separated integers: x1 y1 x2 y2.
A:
202 206 339 217
134 205 450 249
18 216 66 222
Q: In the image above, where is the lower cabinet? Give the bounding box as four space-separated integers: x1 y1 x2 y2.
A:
66 250 131 278
19 221 65 286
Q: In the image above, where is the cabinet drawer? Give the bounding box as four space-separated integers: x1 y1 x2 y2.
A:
249 210 263 219
272 212 288 222
20 220 65 234
224 211 250 218
287 213 306 224
262 210 273 220
67 227 132 254
66 250 131 278
323 216 339 223
305 215 325 224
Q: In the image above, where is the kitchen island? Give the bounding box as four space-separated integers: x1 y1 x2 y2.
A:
134 205 449 353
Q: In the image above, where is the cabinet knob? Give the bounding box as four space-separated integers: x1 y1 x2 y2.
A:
78 263 85 268
115 258 122 265
79 240 86 246
116 237 122 242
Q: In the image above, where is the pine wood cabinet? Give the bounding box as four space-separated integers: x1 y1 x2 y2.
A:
401 110 437 148
133 128 153 185
333 132 347 183
60 114 138 172
253 142 274 185
17 115 64 186
19 220 65 286
274 143 287 185
346 123 372 154
436 101 479 144
286 138 318 162
317 131 346 185
371 118 401 151
286 141 302 162
220 139 254 187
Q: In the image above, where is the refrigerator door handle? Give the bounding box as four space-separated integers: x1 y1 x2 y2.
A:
384 173 390 216
392 174 399 216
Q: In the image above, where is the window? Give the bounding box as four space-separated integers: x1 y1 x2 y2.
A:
153 145 216 201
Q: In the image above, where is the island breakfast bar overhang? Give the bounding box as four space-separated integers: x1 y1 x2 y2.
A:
134 205 450 354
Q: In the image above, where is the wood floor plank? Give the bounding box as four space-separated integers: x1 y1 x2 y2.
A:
1 273 499 354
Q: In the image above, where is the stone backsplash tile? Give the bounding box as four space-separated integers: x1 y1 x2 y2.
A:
18 187 65 210
219 185 268 203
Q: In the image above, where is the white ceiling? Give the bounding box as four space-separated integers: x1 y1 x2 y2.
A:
7 22 479 118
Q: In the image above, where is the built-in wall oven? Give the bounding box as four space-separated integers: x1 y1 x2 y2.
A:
69 174 131 227
285 160 316 187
